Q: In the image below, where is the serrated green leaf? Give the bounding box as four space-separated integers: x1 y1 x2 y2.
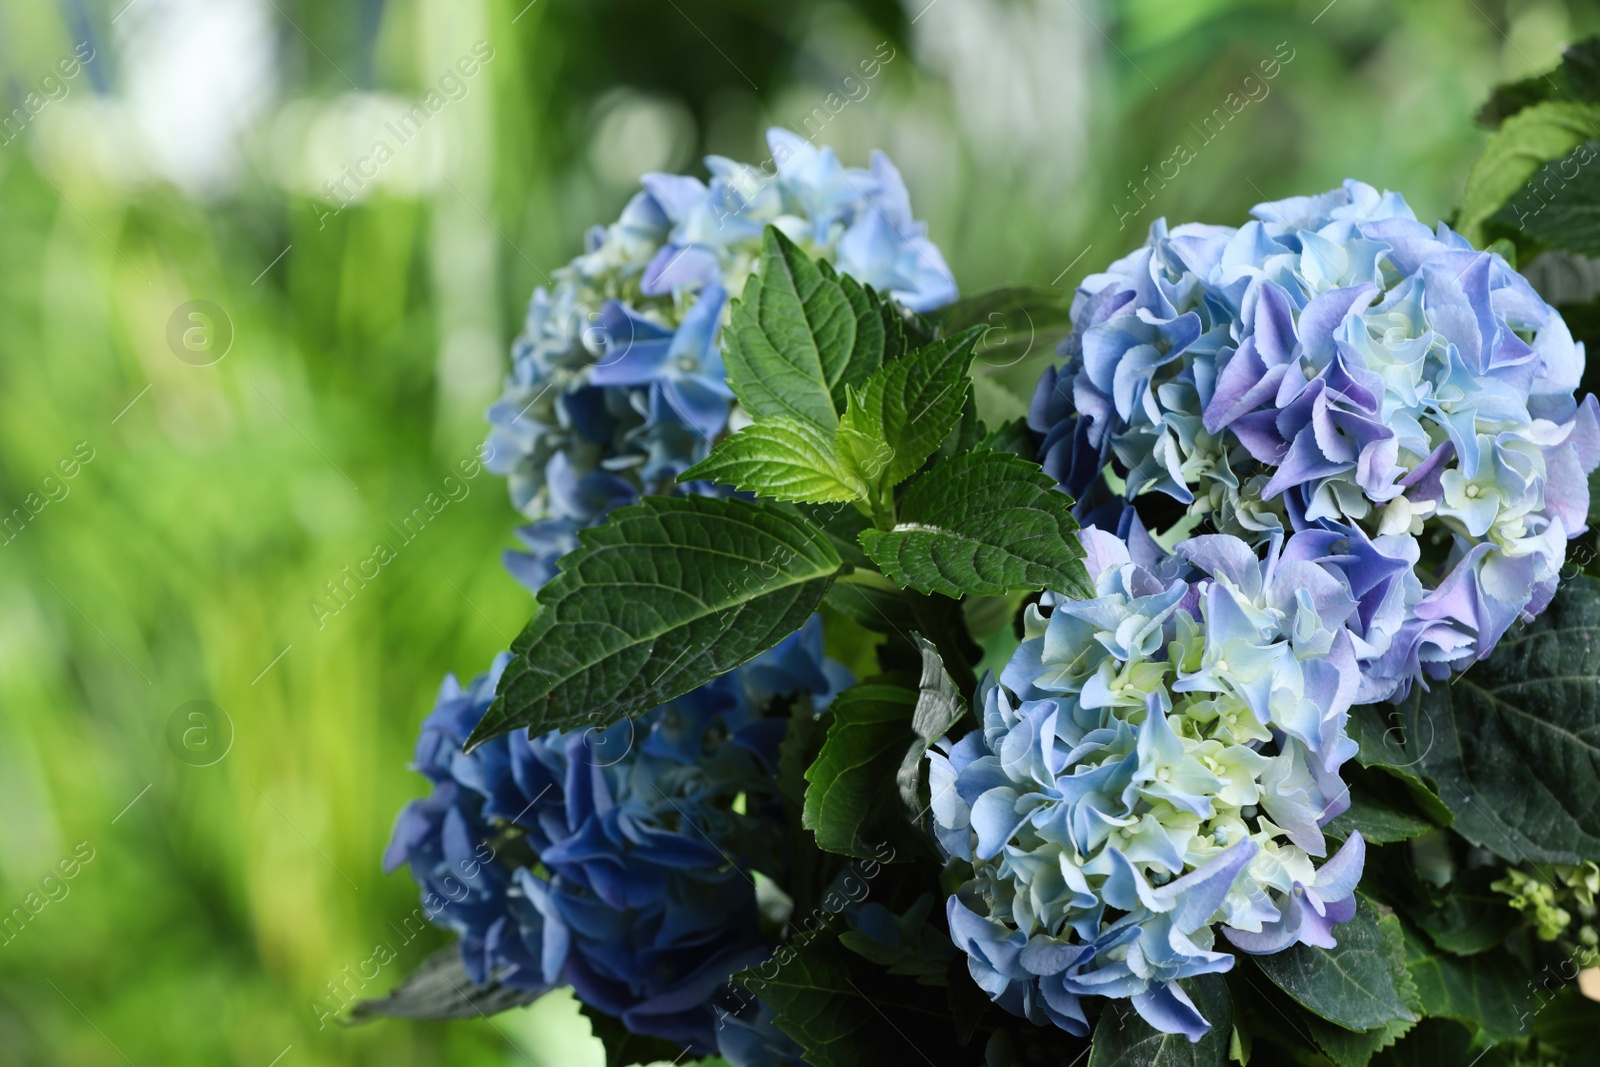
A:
845 328 985 487
723 228 882 430
1457 101 1600 246
1478 36 1600 128
1402 929 1535 1042
1374 576 1600 864
1490 140 1600 256
682 416 868 503
349 945 543 1023
803 679 919 860
1370 1018 1472 1067
1253 900 1418 1033
976 416 1038 461
1088 974 1232 1067
895 638 967 820
859 451 1092 599
1306 1013 1414 1067
470 496 840 748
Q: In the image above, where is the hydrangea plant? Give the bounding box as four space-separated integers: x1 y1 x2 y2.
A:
484 127 957 592
367 50 1600 1066
1031 180 1600 701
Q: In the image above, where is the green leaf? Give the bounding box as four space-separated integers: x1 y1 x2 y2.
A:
734 929 965 1067
1489 140 1600 256
823 581 920 634
1456 101 1600 246
1347 704 1455 828
723 228 882 431
1324 771 1435 846
795 502 874 570
1402 929 1535 1043
1370 1019 1472 1067
681 416 867 504
349 945 542 1023
976 416 1038 461
895 638 968 820
1409 867 1518 956
1305 1012 1415 1067
1478 36 1600 128
1375 576 1600 864
1088 974 1232 1067
859 451 1093 599
844 327 985 487
802 679 919 860
1253 900 1418 1033
580 1001 689 1067
470 496 840 748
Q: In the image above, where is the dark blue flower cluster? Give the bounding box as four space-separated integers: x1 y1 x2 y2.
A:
386 619 849 1055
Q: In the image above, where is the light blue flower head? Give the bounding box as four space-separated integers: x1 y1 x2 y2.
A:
929 529 1365 1042
1031 180 1600 700
485 129 958 592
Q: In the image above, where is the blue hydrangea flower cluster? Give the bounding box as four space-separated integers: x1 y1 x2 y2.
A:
386 618 850 1055
1031 180 1600 701
930 529 1366 1041
486 128 958 592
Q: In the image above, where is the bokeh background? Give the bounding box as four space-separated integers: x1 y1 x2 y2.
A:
1 0 1596 1063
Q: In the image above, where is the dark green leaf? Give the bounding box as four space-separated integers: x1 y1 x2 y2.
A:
734 929 965 1067
349 945 542 1023
859 451 1092 599
1456 101 1600 247
1369 1018 1473 1067
895 638 968 821
1347 704 1455 828
1253 900 1418 1033
1088 974 1232 1067
977 416 1038 461
1410 867 1517 956
1489 140 1600 256
803 679 919 860
842 327 985 486
795 502 875 570
471 496 840 747
1324 771 1435 846
1479 37 1600 128
580 1001 689 1067
723 227 880 430
1305 1012 1414 1067
1376 576 1600 864
681 416 867 504
824 580 920 634
1402 928 1535 1042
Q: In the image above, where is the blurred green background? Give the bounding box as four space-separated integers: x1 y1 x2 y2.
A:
0 0 1595 1062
